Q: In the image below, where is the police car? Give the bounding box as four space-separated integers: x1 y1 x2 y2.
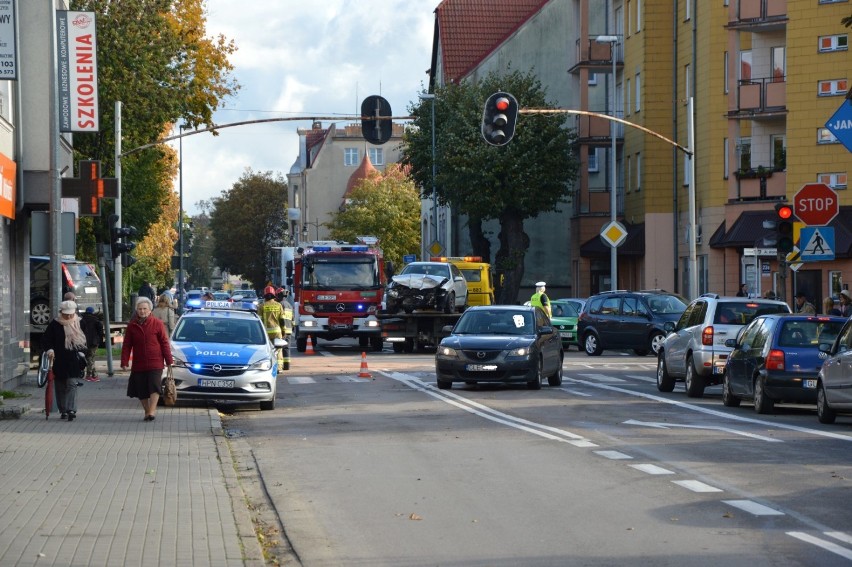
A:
170 300 286 410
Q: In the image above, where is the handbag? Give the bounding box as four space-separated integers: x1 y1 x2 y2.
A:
163 365 177 406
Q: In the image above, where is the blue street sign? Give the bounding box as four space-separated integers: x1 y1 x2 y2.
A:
825 100 852 153
799 226 835 262
402 254 417 264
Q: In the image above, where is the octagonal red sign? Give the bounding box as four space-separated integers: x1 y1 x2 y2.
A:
794 183 838 226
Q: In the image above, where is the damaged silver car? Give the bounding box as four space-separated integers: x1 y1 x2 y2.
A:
385 261 468 314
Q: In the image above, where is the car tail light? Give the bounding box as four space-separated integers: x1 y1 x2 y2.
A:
766 349 785 371
702 326 714 346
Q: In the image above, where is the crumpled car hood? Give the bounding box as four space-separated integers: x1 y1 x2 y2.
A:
390 274 448 290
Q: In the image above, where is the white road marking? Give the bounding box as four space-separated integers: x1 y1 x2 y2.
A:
787 532 852 560
337 375 371 383
623 419 783 443
561 389 593 397
672 480 723 493
826 532 852 545
626 374 657 383
595 450 633 460
577 373 626 383
287 376 316 384
382 370 597 447
723 500 784 516
629 463 675 475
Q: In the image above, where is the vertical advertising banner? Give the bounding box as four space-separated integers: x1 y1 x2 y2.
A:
0 151 16 220
0 0 16 80
56 11 99 132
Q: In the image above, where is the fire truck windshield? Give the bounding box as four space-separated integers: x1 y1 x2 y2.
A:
303 258 380 291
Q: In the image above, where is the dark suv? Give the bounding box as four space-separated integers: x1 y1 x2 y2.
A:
30 256 103 327
577 290 688 356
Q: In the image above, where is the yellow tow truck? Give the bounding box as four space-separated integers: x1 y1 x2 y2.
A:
431 256 495 306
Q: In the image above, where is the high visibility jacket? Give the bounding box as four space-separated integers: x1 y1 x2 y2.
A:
530 292 551 317
260 299 292 338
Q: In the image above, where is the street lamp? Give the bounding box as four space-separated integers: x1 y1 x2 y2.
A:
178 123 189 310
302 218 321 241
418 92 438 256
596 34 619 291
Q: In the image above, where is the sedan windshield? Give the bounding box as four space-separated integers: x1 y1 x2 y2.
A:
455 310 534 335
174 318 267 345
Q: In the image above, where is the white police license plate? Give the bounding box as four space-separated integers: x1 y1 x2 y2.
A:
803 379 817 389
466 364 497 371
199 379 235 388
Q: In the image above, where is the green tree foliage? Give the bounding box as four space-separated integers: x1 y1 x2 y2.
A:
69 0 238 262
187 208 215 290
401 69 578 304
209 170 289 288
326 164 421 267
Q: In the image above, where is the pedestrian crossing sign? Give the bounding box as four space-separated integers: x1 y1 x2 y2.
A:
799 226 835 262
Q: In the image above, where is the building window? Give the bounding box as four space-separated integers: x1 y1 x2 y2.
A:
820 0 848 4
817 172 847 189
684 0 691 21
740 51 752 81
636 0 642 32
588 73 597 85
368 148 384 166
625 78 631 116
724 52 729 94
829 271 844 299
627 0 632 36
771 47 785 81
636 152 642 192
588 147 599 172
817 128 839 144
819 79 848 96
737 137 752 170
626 155 632 192
771 135 786 170
344 148 359 166
819 35 848 53
635 72 641 112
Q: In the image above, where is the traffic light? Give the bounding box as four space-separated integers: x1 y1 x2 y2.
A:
775 202 795 254
108 213 138 266
361 95 392 145
481 91 519 146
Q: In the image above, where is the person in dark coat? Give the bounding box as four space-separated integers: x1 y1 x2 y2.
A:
42 301 88 421
121 297 173 421
80 307 105 381
138 281 156 303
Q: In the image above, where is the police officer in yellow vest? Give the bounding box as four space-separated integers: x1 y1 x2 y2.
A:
260 285 292 370
530 281 552 318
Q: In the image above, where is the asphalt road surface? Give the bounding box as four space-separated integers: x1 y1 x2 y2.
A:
221 340 852 566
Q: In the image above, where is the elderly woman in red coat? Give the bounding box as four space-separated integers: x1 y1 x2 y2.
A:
121 296 173 421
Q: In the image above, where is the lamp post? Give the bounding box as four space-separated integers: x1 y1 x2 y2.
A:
178 124 188 311
302 218 321 241
418 93 437 256
596 35 619 291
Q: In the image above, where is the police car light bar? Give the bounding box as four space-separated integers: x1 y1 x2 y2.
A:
185 300 258 312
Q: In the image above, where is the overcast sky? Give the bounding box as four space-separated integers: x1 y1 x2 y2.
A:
173 1 441 214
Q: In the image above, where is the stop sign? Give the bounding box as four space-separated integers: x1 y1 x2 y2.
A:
794 183 839 225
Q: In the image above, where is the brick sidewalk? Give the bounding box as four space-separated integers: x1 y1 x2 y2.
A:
0 362 264 567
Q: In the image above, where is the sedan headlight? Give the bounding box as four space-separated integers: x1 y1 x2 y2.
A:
387 288 399 298
172 357 189 368
249 359 273 371
507 347 530 357
437 345 457 357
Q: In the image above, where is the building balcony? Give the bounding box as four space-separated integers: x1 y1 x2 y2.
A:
568 36 623 74
574 187 624 217
728 0 787 32
575 112 624 144
733 169 786 201
728 77 787 119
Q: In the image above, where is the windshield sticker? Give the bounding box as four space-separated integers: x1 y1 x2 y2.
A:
513 315 525 328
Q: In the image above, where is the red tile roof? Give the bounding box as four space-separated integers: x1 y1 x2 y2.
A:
435 0 549 82
343 153 379 202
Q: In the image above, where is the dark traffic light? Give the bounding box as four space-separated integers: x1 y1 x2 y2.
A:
481 92 519 146
361 95 392 145
775 202 795 254
109 213 138 266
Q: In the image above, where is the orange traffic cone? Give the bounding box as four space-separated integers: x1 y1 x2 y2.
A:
358 351 371 378
304 335 316 356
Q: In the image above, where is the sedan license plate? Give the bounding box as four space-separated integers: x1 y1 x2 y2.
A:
199 379 235 388
559 331 574 339
85 286 97 294
803 379 817 389
466 364 497 371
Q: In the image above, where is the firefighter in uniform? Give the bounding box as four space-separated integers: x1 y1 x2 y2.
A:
530 281 552 318
259 285 291 370
276 287 293 369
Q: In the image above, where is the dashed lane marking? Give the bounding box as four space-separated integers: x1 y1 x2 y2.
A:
672 480 723 493
723 500 784 516
629 463 675 475
595 450 633 460
786 533 852 561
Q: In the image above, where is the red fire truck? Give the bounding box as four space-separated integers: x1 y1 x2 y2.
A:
286 237 391 352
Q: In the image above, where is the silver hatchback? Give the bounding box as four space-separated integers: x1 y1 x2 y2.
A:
657 294 791 397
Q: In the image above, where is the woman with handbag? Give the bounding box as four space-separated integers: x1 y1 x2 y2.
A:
42 300 88 421
121 297 173 421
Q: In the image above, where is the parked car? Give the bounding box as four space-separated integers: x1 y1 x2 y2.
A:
212 291 231 301
657 294 792 397
435 305 563 390
816 317 852 424
169 301 285 410
386 261 468 314
721 314 845 413
550 298 585 350
577 290 687 356
30 256 103 326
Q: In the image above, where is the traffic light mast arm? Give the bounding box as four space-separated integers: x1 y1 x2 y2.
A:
523 108 693 157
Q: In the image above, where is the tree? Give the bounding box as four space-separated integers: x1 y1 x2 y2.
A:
402 69 579 304
209 170 289 288
326 164 421 267
132 187 180 292
187 208 215 289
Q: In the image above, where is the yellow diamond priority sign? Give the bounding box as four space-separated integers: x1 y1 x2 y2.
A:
601 221 628 247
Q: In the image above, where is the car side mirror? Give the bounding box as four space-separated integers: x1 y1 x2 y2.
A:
442 325 454 334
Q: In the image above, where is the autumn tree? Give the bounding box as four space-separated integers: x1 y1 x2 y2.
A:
187 206 215 290
326 164 421 267
208 170 289 288
402 69 578 304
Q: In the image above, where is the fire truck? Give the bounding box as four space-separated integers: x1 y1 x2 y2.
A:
285 237 391 352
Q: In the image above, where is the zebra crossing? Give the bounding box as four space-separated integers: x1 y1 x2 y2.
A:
282 369 660 386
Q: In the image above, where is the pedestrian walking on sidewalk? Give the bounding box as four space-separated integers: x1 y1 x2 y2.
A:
121 297 173 422
80 307 105 382
42 300 88 421
152 294 176 335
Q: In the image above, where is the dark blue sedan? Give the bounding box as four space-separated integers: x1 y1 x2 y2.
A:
435 305 564 390
722 314 846 414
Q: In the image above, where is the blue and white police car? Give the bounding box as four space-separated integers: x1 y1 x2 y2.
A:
170 300 286 410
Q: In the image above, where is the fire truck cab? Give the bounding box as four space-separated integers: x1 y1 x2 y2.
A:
286 237 391 352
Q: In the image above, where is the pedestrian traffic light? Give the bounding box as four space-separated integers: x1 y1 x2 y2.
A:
775 202 795 254
361 95 392 145
108 213 138 265
481 92 519 146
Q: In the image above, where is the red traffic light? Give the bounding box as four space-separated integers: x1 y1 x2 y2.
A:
495 97 510 112
775 202 793 220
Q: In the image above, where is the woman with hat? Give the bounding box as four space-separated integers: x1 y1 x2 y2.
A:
42 300 88 421
837 289 852 317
